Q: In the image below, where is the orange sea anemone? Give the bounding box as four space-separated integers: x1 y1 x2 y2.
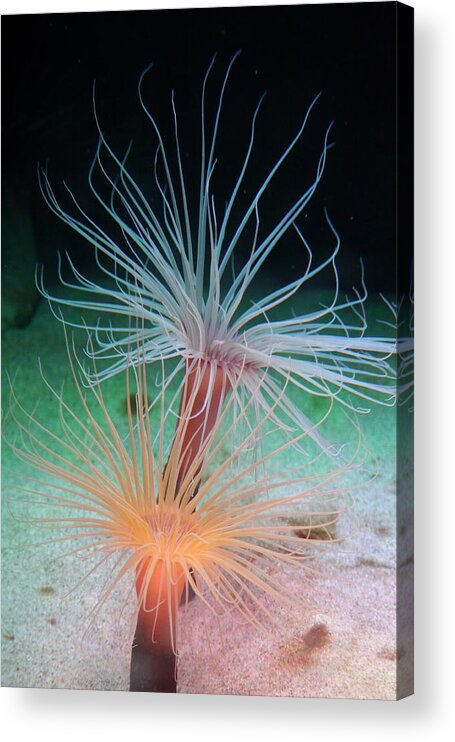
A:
7 332 358 691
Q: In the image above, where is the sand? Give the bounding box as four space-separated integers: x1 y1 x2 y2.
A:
1 288 413 699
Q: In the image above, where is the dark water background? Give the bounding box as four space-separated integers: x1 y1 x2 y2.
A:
2 3 411 299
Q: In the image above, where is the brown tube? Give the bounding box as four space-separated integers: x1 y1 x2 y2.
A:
129 560 185 693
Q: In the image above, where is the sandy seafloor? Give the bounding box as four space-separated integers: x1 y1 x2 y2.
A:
1 284 413 699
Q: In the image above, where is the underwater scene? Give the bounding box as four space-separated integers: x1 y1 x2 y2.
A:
1 3 414 698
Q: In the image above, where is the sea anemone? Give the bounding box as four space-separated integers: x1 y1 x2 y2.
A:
6 330 355 692
37 52 396 454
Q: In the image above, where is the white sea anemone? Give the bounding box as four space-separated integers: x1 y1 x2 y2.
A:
37 52 396 449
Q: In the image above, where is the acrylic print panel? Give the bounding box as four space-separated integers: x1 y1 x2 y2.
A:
1 2 414 699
